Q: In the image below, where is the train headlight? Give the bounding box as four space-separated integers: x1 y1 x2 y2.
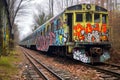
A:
86 4 91 10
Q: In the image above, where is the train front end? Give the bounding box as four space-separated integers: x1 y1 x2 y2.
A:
65 4 111 63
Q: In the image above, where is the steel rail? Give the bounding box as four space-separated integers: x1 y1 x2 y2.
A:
102 62 120 68
22 49 49 80
22 48 63 80
82 63 120 78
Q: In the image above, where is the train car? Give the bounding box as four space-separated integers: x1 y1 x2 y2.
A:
20 4 111 63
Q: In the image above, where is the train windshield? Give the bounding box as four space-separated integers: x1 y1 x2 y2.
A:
94 13 100 23
102 14 107 24
86 12 92 22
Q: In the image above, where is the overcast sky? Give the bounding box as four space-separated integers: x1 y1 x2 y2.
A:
16 0 44 40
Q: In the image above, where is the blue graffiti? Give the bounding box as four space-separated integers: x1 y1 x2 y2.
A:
54 31 60 45
54 29 65 45
54 19 57 31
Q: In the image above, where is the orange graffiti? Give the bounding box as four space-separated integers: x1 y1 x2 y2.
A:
100 35 108 41
73 23 108 42
73 25 77 36
92 36 95 42
73 24 84 36
79 35 85 41
101 24 107 33
94 23 100 31
86 23 92 34
73 24 85 41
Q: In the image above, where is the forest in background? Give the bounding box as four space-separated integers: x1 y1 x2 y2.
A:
0 0 120 56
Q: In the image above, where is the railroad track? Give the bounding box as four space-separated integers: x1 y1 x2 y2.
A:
67 54 120 79
83 62 120 80
21 47 120 80
22 48 63 80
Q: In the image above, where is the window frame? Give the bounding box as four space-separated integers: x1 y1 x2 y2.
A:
94 13 100 23
51 22 54 32
102 14 107 24
57 19 61 30
86 12 92 22
76 13 83 22
46 25 49 34
43 28 45 36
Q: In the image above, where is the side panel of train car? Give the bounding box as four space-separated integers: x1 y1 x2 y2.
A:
20 4 111 63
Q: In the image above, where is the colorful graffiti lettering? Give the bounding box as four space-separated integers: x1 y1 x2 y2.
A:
100 51 110 62
36 29 68 51
73 23 108 42
73 24 85 41
36 32 55 51
54 29 68 45
73 49 90 63
36 16 69 51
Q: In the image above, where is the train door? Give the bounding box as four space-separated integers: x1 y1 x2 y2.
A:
66 13 73 42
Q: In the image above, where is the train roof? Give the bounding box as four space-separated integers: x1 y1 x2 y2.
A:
66 4 107 12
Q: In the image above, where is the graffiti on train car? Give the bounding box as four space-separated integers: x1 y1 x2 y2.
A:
73 49 90 63
36 32 55 51
36 16 69 51
53 17 68 45
54 29 68 45
73 23 108 42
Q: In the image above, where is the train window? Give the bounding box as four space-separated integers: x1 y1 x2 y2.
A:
76 13 83 22
51 22 54 32
47 25 49 34
86 12 92 22
41 31 42 36
94 13 100 23
43 28 45 36
57 19 61 30
102 14 107 24
38 31 40 36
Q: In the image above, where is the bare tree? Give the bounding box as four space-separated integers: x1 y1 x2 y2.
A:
2 0 32 49
33 4 52 30
4 0 32 36
49 0 54 17
55 0 64 11
70 0 73 6
13 24 20 46
34 12 47 27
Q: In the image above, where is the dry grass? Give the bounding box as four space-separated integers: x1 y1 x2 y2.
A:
0 46 23 80
0 56 18 80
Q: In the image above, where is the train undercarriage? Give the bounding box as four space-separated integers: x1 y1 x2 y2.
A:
22 42 111 63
